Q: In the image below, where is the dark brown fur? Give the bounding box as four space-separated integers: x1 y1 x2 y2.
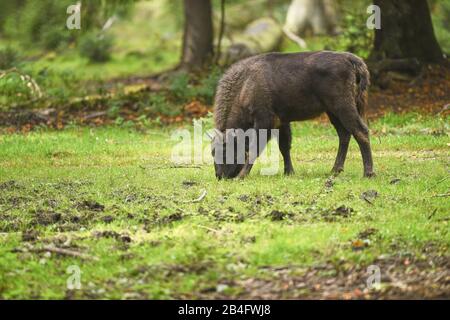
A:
213 51 374 179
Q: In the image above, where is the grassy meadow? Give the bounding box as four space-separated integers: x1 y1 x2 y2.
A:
0 113 448 299
0 0 449 300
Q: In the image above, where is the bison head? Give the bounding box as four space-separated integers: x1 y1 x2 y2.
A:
211 129 246 180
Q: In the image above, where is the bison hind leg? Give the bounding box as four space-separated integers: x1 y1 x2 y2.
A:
327 112 351 175
333 106 375 178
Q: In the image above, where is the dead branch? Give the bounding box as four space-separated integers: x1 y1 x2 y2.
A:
282 25 307 48
432 193 450 198
20 245 99 261
181 189 207 203
83 111 108 120
140 164 202 170
195 224 220 233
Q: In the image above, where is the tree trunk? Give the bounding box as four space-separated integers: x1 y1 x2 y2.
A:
370 0 443 63
284 0 338 37
181 0 214 71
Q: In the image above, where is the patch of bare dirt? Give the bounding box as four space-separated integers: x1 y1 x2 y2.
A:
187 254 450 300
367 63 450 118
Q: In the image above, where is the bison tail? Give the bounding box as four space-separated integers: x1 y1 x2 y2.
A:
345 53 370 122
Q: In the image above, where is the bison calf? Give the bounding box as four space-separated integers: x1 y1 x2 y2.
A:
212 51 375 179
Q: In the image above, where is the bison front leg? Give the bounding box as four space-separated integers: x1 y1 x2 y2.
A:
279 123 295 175
237 126 271 179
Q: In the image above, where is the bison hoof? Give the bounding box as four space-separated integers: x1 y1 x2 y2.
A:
331 167 344 176
284 169 295 176
364 171 376 178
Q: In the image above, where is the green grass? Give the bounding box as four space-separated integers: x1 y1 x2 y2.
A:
0 113 449 299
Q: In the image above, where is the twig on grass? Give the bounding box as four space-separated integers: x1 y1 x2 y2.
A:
16 245 98 261
139 164 202 170
425 176 449 192
195 224 220 233
432 193 450 198
428 208 438 220
83 111 107 120
180 189 207 203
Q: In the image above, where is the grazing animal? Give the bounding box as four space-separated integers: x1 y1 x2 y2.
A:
212 51 374 179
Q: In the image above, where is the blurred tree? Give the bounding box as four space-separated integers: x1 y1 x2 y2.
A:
370 0 443 63
214 0 226 64
285 0 337 35
181 0 214 70
283 0 338 47
0 1 25 35
0 0 134 49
